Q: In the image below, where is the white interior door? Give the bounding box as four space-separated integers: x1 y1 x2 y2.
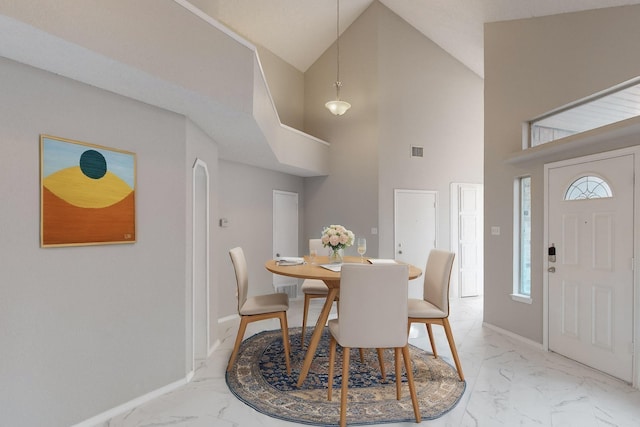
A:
451 183 483 297
547 154 634 382
273 190 298 289
394 189 437 299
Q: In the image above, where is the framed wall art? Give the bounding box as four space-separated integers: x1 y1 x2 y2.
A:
40 135 136 247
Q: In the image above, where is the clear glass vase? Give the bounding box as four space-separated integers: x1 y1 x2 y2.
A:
329 248 344 264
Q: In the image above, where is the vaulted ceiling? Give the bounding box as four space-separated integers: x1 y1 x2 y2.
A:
202 0 640 78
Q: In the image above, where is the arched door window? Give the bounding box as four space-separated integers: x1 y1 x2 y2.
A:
564 175 612 200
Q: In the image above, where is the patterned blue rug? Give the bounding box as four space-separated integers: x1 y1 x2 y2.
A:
226 327 466 426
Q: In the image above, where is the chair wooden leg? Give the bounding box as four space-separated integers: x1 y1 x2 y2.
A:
394 347 402 399
426 323 438 358
359 348 365 363
278 312 292 375
402 345 421 423
442 318 464 381
328 336 336 401
376 348 387 382
340 347 350 427
301 294 311 346
227 316 249 371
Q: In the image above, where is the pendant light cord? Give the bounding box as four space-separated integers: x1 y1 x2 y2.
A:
335 0 341 95
324 0 351 114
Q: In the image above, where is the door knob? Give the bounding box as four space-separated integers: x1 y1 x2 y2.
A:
276 253 280 257
548 266 556 273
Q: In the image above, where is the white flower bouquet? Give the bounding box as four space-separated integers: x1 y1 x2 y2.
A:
321 224 355 252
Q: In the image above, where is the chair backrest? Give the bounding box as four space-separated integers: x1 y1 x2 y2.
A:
338 263 409 348
422 250 455 315
229 247 249 312
309 238 329 256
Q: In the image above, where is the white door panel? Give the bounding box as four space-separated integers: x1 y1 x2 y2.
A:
273 191 298 288
394 189 437 299
548 154 633 382
458 184 484 297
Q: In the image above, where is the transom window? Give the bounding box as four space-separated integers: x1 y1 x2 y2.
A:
564 176 612 200
527 78 640 147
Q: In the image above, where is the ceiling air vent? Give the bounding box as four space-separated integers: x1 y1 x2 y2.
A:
411 145 424 158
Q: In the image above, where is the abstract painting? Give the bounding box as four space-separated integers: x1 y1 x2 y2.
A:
40 135 136 247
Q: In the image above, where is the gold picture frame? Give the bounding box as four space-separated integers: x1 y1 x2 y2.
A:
40 135 136 247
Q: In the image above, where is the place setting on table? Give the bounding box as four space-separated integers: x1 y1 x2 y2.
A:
273 226 399 272
226 225 466 426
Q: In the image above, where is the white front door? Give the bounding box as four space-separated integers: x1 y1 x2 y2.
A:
547 153 634 382
451 183 483 297
394 189 437 299
273 190 298 289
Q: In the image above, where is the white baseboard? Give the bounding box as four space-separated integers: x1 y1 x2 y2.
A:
73 316 238 427
482 321 545 350
71 376 188 427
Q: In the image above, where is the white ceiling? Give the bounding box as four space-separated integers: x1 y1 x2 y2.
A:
205 0 640 77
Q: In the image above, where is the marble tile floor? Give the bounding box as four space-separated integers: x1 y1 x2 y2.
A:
105 296 640 427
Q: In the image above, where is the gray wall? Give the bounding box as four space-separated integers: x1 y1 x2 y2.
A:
0 53 302 425
484 5 640 342
257 46 305 130
0 57 189 426
303 2 380 255
189 0 305 130
0 1 486 424
216 160 304 318
376 3 483 257
302 2 483 257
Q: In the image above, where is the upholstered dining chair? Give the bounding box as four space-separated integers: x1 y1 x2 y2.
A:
300 238 331 345
327 264 421 427
227 247 291 374
407 249 464 381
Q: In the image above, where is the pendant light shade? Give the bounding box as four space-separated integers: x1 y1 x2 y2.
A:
325 100 351 116
325 84 351 117
325 0 351 116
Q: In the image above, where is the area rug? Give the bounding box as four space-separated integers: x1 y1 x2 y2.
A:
226 327 466 426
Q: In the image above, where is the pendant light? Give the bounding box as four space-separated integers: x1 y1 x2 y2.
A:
325 0 351 116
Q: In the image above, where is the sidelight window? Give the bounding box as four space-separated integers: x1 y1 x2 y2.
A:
513 176 531 301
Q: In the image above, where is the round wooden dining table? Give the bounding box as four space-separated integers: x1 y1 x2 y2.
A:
265 255 422 387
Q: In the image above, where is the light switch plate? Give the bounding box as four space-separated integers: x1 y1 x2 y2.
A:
491 226 500 235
